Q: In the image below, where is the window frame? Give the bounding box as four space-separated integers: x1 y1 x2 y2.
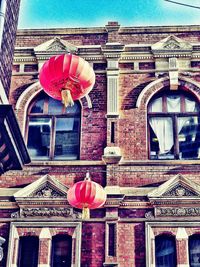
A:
25 92 81 161
147 90 200 160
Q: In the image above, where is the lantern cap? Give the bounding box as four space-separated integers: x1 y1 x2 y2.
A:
85 171 91 181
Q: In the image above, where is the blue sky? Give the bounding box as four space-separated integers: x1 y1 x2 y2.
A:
18 0 200 29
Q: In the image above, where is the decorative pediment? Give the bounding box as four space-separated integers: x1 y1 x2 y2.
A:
151 35 192 52
34 37 77 53
13 175 82 218
148 174 200 218
14 174 68 199
148 174 200 199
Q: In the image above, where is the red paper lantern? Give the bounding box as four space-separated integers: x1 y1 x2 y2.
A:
67 172 106 219
39 53 95 107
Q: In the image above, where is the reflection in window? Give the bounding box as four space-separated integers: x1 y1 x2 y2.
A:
51 235 72 267
189 235 200 267
155 235 177 267
17 236 39 267
26 92 81 160
148 91 200 160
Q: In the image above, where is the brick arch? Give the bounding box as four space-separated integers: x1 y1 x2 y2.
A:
136 77 200 110
50 228 75 237
155 231 176 237
188 231 200 237
15 82 42 135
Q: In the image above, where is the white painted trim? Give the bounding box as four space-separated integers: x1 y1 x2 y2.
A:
136 77 167 108
176 227 188 240
145 223 155 267
39 228 51 239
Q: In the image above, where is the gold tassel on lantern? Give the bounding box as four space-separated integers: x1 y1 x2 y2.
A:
61 89 74 107
82 207 90 220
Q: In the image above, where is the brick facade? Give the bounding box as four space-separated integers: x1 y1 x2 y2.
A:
1 22 200 266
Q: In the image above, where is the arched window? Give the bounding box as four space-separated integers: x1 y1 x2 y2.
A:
26 92 81 160
155 234 177 267
189 234 200 266
17 236 39 267
148 90 200 160
51 234 72 267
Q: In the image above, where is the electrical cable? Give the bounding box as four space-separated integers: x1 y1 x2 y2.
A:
164 0 200 9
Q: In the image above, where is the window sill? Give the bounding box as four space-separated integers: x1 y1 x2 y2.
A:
120 159 200 166
27 160 105 166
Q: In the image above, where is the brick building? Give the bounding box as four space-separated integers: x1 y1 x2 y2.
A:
1 21 200 266
0 0 29 174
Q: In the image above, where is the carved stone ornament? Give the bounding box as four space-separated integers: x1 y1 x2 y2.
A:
47 38 67 51
162 185 198 197
20 207 81 219
156 207 200 217
32 185 66 198
163 41 180 50
11 211 20 218
145 211 154 219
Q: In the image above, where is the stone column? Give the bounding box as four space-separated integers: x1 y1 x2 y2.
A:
176 227 189 267
38 228 52 267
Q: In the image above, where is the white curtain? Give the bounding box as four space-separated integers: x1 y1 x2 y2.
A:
149 97 196 155
149 97 173 154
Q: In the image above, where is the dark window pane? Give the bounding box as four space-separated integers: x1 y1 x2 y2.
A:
51 235 72 267
179 116 200 159
27 118 51 159
30 98 44 113
54 117 80 160
24 64 38 72
65 102 81 115
18 236 39 267
48 98 63 114
155 235 177 267
189 235 200 267
108 224 116 256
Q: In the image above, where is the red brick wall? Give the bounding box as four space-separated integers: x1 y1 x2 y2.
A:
15 32 108 47
118 222 146 267
81 222 105 267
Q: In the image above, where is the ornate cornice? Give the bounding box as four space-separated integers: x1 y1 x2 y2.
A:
156 207 200 217
18 207 81 219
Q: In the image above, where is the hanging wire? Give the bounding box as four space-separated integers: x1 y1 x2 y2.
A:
164 0 200 9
